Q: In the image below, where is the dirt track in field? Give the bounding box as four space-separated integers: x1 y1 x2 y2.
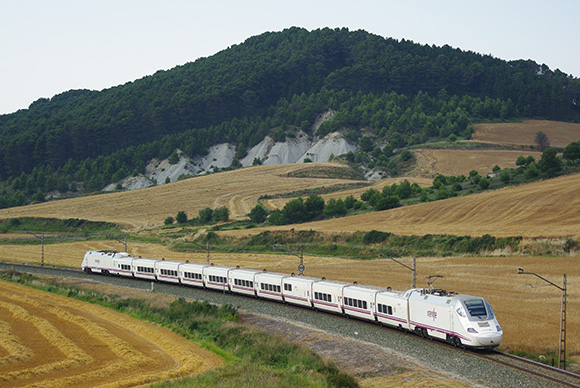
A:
0 280 222 388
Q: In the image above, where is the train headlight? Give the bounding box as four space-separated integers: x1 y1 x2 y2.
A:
496 325 502 332
467 327 478 334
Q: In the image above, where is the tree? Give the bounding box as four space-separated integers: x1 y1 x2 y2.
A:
563 141 580 165
268 209 286 225
168 150 179 164
323 198 347 217
304 193 325 220
395 179 412 199
198 208 213 224
249 204 268 223
535 131 550 151
524 162 540 179
478 177 490 190
213 206 229 222
281 198 307 224
538 147 562 177
164 216 175 225
375 195 400 211
176 211 188 224
516 155 527 168
499 170 511 184
359 136 374 152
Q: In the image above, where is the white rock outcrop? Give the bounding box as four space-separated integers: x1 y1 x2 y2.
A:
104 131 359 191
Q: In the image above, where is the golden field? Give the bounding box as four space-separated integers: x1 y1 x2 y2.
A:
471 120 580 148
411 149 543 177
222 171 580 238
0 279 222 388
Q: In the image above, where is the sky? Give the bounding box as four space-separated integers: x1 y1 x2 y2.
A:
1 0 579 115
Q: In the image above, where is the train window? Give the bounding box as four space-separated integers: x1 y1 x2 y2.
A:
363 301 367 310
284 283 292 291
276 285 281 293
464 299 487 318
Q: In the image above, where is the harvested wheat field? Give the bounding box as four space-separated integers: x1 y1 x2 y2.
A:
471 120 580 148
411 149 543 178
0 279 222 388
227 172 580 238
0 163 367 230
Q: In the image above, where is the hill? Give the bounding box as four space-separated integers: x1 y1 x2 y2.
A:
1 27 579 209
225 172 580 238
0 163 370 229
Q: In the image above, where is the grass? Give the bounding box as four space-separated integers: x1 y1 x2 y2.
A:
0 271 358 388
0 216 118 234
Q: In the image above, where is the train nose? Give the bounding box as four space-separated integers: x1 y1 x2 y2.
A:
476 333 503 347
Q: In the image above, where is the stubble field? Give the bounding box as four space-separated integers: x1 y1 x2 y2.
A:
471 120 580 148
0 278 222 388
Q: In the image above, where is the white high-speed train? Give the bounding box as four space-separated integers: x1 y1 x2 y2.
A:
82 250 502 349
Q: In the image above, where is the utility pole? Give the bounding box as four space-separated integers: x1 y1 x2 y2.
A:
380 255 416 288
109 235 128 252
206 241 210 265
517 268 567 370
187 240 210 265
28 232 45 266
274 245 305 276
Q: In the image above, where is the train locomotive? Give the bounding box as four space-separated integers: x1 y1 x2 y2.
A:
82 250 502 349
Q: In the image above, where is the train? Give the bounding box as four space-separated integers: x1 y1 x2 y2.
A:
82 249 503 349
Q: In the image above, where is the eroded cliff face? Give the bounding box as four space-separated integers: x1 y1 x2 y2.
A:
104 131 357 191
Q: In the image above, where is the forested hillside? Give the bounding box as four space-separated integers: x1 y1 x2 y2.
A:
0 27 579 208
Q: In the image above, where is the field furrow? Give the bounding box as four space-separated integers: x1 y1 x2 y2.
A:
0 280 222 388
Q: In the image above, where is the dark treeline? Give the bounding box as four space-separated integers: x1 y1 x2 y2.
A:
0 27 579 208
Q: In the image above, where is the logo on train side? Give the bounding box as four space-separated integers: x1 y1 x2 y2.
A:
427 309 437 321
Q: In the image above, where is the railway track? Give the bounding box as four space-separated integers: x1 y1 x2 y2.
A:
2 261 579 388
481 351 580 388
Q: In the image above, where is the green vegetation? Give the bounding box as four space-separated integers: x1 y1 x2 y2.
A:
507 348 570 369
0 27 578 209
174 229 525 259
0 217 118 235
0 271 357 387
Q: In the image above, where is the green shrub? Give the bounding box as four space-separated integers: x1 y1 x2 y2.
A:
363 230 390 244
